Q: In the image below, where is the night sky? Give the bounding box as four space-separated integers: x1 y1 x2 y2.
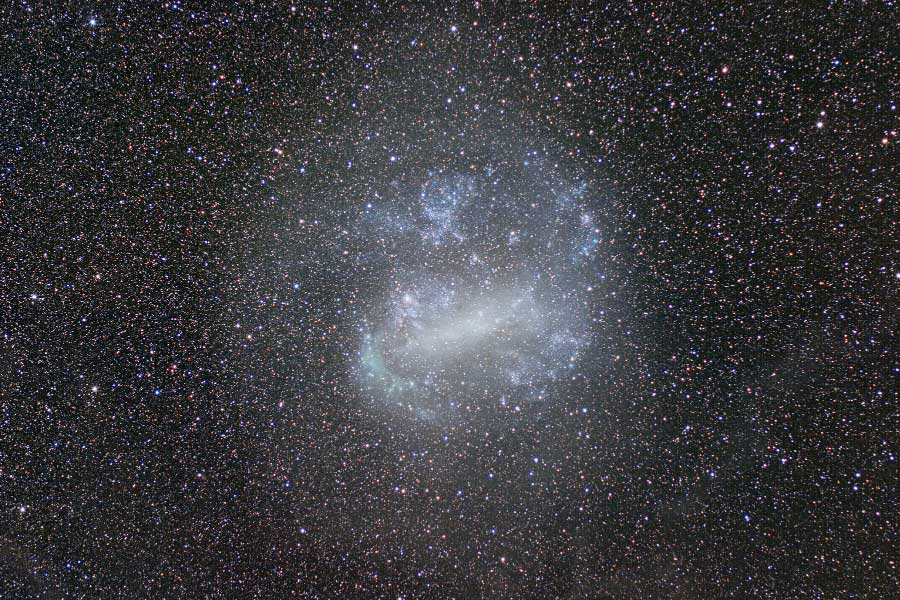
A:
2 2 898 599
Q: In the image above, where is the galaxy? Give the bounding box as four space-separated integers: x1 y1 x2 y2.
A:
2 3 897 599
356 158 601 423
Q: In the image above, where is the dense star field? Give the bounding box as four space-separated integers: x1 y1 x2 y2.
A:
1 2 898 599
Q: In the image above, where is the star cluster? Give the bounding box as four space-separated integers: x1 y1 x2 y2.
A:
1 2 897 599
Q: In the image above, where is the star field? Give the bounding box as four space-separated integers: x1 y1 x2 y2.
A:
1 2 898 599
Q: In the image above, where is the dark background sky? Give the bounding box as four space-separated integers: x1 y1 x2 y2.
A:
1 2 897 599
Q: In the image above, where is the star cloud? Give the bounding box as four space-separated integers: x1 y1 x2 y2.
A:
355 158 604 423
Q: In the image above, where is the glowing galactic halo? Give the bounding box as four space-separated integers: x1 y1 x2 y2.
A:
355 159 604 422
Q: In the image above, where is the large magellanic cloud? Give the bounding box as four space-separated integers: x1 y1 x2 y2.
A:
354 156 605 422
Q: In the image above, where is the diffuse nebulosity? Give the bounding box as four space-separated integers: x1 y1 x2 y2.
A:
355 156 605 422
